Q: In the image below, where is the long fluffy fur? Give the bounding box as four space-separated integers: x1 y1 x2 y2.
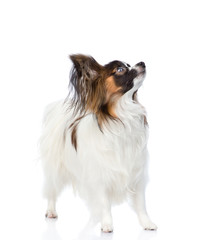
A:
40 55 157 232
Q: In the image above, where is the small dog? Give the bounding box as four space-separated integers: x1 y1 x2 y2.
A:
40 54 157 232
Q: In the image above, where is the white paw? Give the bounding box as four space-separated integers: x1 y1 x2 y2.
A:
45 210 58 219
139 215 157 230
144 221 157 231
101 225 113 233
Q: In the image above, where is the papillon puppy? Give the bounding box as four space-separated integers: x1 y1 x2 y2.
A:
40 54 157 232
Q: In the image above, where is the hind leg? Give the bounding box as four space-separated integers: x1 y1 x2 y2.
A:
43 178 62 219
45 199 57 219
100 198 113 233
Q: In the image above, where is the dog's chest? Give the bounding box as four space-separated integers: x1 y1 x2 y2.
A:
94 114 148 162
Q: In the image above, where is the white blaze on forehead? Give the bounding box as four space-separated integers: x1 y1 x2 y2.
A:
122 62 131 70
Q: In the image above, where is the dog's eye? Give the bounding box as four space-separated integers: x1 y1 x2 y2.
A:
117 67 125 73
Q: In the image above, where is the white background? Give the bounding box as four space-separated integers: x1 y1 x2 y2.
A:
0 0 224 239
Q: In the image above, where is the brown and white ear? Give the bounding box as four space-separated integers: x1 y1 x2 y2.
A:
69 54 102 80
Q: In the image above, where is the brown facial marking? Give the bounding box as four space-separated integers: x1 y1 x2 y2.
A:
104 76 123 118
105 76 122 101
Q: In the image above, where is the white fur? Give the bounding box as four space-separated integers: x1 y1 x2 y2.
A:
40 74 157 232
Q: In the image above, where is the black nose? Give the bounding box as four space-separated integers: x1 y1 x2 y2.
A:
137 62 146 68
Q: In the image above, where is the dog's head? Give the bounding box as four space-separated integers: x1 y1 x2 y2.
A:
69 54 146 117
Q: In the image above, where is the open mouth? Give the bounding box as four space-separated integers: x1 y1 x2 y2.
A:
139 69 146 74
137 69 146 76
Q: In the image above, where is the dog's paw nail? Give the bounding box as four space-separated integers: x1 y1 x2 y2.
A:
45 212 58 219
144 222 157 231
101 225 113 233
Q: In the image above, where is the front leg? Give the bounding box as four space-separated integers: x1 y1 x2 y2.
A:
91 188 113 233
131 183 157 230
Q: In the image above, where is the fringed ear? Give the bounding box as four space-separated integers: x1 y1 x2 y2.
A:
69 54 102 80
68 54 106 115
